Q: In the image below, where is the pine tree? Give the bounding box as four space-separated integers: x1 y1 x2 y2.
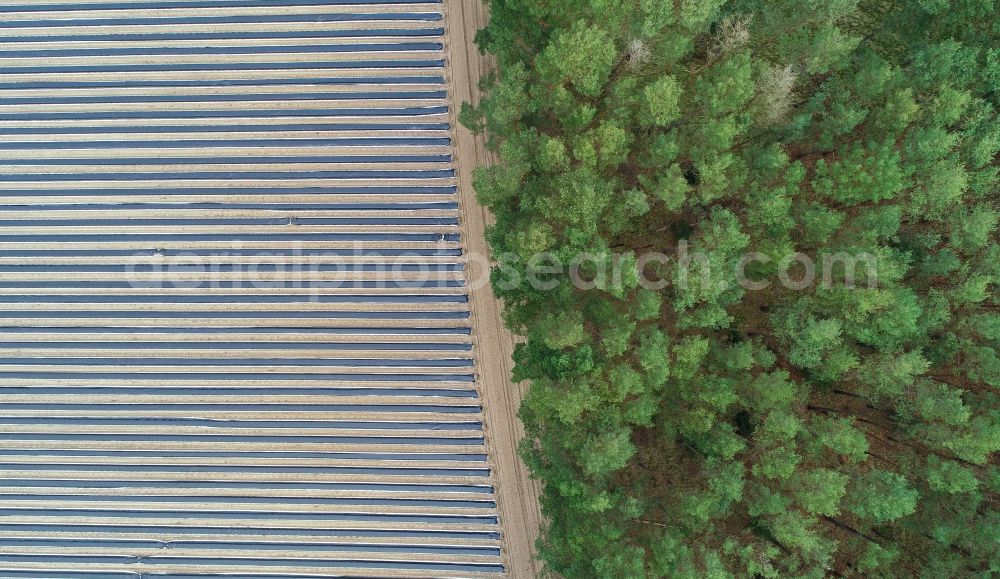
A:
467 0 998 575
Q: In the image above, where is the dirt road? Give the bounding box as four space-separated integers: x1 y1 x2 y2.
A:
444 1 544 576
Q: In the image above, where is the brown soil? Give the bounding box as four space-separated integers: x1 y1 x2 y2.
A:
444 1 544 577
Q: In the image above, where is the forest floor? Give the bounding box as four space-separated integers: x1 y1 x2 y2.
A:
445 0 544 576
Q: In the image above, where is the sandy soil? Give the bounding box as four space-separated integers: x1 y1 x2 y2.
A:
444 1 545 577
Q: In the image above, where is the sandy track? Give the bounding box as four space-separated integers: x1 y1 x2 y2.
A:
444 1 544 577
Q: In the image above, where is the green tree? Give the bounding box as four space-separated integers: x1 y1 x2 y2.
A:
468 0 999 575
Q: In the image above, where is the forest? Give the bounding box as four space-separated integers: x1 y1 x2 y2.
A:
461 0 999 576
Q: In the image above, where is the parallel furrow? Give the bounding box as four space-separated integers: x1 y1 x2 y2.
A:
0 0 504 576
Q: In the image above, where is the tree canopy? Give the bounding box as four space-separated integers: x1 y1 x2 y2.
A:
464 0 999 576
